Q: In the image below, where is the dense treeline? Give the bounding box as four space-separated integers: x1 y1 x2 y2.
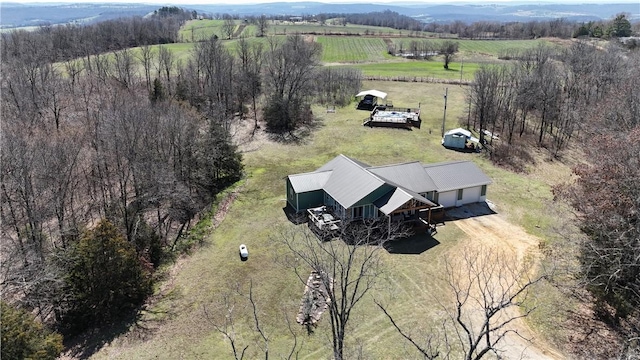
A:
467 42 637 162
0 7 193 63
289 11 637 41
573 14 633 38
313 11 577 39
344 10 422 31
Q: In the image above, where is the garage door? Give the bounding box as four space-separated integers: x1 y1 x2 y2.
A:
437 191 457 208
460 186 481 206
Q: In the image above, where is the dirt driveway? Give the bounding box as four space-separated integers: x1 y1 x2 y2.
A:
449 204 563 360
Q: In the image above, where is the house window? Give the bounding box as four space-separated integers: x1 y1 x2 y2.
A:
353 206 363 219
481 185 487 196
434 192 439 204
457 189 463 200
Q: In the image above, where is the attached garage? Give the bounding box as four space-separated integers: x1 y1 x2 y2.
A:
425 161 492 208
436 190 457 208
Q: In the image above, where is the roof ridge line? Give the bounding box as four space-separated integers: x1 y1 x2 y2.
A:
367 160 422 169
341 154 387 185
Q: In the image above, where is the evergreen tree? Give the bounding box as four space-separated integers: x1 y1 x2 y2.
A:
1 301 64 360
59 220 151 333
150 78 166 103
608 14 632 37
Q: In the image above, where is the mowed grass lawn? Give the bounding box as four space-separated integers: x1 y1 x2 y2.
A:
92 81 569 359
349 60 481 80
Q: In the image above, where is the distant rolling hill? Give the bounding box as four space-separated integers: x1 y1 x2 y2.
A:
193 2 639 23
1 2 638 29
0 3 158 29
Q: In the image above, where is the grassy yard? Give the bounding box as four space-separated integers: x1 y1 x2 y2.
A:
92 81 572 359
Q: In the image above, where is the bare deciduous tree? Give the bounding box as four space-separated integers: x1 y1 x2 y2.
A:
137 45 155 92
439 41 459 70
276 220 409 360
223 15 236 40
379 244 547 360
256 15 269 37
263 35 321 133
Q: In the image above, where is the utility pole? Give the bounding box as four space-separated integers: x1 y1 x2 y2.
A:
441 87 448 137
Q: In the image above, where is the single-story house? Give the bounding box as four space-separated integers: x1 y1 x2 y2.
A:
442 128 480 150
286 154 491 226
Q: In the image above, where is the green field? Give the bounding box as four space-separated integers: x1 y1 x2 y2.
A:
179 19 257 42
348 60 482 80
92 80 569 359
268 22 419 36
317 36 391 63
391 38 551 56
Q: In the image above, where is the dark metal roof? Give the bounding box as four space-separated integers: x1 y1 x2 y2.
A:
368 161 438 193
320 155 385 209
288 171 332 193
423 161 492 192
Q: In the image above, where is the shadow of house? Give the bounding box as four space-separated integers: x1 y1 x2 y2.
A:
384 233 440 255
444 202 497 221
283 204 308 225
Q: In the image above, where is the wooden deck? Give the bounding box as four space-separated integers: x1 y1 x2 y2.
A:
307 206 341 231
363 105 422 129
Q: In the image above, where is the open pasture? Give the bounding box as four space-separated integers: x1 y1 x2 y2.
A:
391 37 551 56
349 60 481 80
179 19 255 42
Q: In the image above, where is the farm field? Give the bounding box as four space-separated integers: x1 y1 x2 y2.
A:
269 22 426 36
92 81 572 359
179 19 231 42
317 36 391 63
391 37 552 56
348 60 481 80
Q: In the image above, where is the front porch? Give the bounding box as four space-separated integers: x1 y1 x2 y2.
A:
386 203 444 236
